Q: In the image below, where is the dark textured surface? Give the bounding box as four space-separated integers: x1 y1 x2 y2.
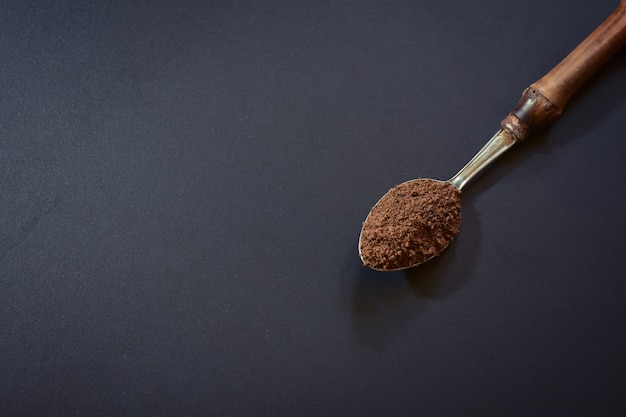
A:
1 1 625 416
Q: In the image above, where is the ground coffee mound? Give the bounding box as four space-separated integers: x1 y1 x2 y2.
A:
359 179 462 270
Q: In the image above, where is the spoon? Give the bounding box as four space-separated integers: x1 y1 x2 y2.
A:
359 1 626 271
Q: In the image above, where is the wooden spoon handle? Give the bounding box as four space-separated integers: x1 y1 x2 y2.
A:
502 0 626 140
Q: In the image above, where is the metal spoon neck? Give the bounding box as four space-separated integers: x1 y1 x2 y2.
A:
448 129 517 190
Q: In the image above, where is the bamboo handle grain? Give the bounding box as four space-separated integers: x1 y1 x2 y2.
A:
502 0 626 140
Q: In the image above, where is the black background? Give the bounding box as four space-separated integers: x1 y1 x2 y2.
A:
2 0 625 416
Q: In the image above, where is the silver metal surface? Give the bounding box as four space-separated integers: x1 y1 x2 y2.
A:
448 129 517 190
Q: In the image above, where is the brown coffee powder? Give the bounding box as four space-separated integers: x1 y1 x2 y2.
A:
359 179 462 270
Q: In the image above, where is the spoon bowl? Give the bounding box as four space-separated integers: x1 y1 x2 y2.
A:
359 129 515 271
358 178 461 271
